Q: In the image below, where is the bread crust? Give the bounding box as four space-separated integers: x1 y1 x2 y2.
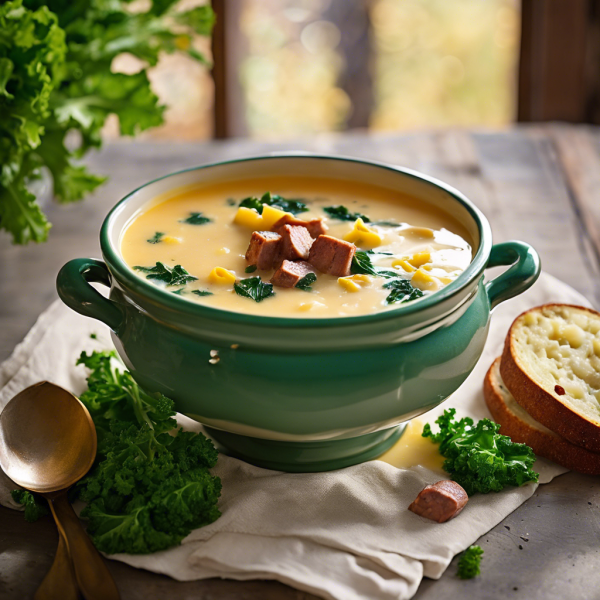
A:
500 304 600 452
485 357 600 475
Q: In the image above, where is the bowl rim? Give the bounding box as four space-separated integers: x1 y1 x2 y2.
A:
100 152 492 327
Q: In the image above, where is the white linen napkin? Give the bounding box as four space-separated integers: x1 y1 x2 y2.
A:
0 272 593 600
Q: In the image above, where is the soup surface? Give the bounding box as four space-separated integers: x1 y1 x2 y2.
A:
120 177 473 318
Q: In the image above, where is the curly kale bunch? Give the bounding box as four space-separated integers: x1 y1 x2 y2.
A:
0 0 214 244
73 351 221 554
422 409 539 495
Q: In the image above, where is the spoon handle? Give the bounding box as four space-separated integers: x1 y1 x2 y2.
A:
34 531 80 600
49 493 120 600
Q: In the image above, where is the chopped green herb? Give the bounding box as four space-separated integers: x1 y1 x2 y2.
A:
365 250 393 255
245 265 258 273
323 205 370 222
90 333 98 340
295 273 317 291
11 489 49 523
147 232 164 244
134 263 198 287
180 212 211 225
383 278 424 304
239 192 308 215
172 288 186 295
422 409 539 495
192 290 213 297
457 546 484 579
234 276 275 303
226 198 236 206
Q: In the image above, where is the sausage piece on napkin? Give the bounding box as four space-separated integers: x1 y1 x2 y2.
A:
408 480 468 523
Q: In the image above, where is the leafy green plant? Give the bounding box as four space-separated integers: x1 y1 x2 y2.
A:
134 262 197 286
323 205 370 222
422 409 539 495
295 273 317 291
351 251 398 278
10 489 49 522
234 276 275 302
383 278 424 304
239 192 308 215
180 212 212 225
13 350 221 554
0 0 214 244
457 545 483 579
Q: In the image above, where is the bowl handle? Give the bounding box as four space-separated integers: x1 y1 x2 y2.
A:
56 258 124 333
484 241 541 310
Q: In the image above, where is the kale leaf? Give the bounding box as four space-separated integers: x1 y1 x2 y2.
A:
383 278 424 304
239 192 308 215
351 251 398 279
245 265 257 273
234 276 275 302
323 205 370 222
180 212 211 225
457 546 484 579
295 273 317 291
147 232 164 244
134 262 197 287
192 289 213 297
11 489 49 522
422 409 539 495
73 351 221 554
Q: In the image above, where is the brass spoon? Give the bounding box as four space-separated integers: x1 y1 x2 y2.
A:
0 381 120 600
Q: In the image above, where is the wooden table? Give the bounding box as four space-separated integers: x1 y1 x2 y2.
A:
1 125 599 599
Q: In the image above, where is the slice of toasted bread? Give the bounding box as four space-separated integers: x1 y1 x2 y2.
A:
485 357 600 475
500 304 600 452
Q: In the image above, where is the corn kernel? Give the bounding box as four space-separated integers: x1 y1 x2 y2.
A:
162 235 182 245
338 277 362 293
234 207 263 230
407 251 431 268
411 268 440 291
402 227 435 238
261 204 290 229
343 218 382 249
208 267 236 285
391 259 415 273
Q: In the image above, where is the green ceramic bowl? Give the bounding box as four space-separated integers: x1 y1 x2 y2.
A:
56 154 540 472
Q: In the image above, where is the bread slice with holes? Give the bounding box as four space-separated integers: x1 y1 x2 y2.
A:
500 304 600 452
485 357 600 474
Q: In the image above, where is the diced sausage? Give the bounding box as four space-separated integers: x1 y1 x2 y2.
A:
245 231 282 270
408 480 468 523
273 215 328 238
308 235 356 277
271 260 316 288
277 225 314 262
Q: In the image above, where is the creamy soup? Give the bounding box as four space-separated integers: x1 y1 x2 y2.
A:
120 177 473 318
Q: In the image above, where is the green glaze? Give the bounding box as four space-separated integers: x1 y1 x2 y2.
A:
56 154 541 472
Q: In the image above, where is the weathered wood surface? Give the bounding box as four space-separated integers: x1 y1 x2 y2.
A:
1 125 599 599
